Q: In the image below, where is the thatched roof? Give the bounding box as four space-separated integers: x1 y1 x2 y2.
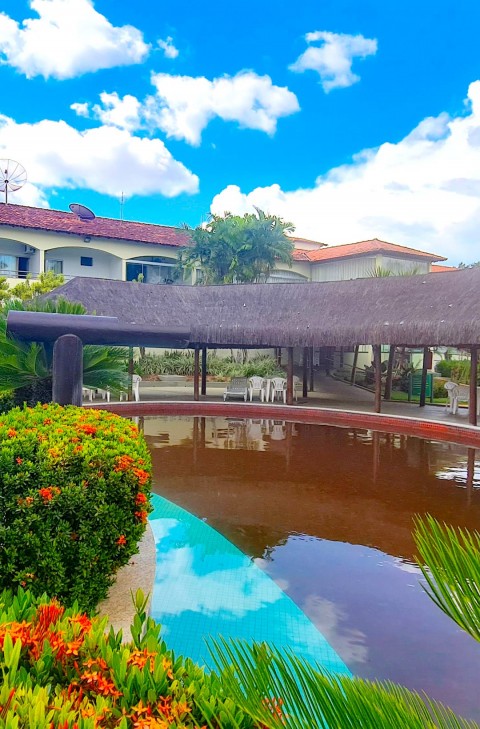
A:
44 268 480 348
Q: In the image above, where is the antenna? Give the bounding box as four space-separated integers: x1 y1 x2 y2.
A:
0 159 27 204
69 202 96 221
120 191 125 221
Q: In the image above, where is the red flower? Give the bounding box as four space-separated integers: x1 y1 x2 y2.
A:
16 457 23 464
7 428 17 438
116 535 127 546
134 510 148 524
135 492 148 505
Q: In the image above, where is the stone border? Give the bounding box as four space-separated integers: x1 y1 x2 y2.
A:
97 521 156 641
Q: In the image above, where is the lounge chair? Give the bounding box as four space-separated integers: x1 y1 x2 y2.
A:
223 377 249 402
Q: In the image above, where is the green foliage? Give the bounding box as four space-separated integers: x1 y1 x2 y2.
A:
7 270 65 301
414 516 480 644
135 351 283 380
435 359 480 384
0 297 128 406
208 638 477 728
178 208 295 284
0 588 258 728
432 377 449 399
0 404 152 611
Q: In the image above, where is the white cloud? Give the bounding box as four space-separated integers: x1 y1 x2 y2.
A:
0 113 199 201
145 71 300 145
290 30 377 92
157 36 179 59
210 81 480 264
89 92 142 132
0 0 149 80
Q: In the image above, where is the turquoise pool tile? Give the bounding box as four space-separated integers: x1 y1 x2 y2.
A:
149 493 351 675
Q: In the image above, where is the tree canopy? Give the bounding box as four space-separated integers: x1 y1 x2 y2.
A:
178 209 295 284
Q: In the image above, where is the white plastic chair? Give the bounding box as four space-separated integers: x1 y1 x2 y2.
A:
82 387 94 401
97 388 111 403
270 377 287 403
444 381 480 415
293 375 302 401
248 376 266 402
120 374 142 402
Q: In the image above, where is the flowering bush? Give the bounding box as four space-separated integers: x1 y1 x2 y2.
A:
0 404 152 611
0 588 258 729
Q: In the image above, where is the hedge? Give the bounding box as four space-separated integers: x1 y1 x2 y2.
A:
0 587 258 729
0 404 152 612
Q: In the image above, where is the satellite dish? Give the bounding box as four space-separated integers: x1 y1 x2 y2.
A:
0 159 27 204
69 202 96 221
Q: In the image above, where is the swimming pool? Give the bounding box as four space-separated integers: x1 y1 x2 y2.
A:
143 415 480 721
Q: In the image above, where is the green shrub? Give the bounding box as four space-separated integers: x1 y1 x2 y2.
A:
0 391 14 414
432 377 448 399
0 404 152 611
0 587 257 729
135 351 283 380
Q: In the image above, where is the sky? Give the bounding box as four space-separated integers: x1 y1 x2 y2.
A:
1 1 480 264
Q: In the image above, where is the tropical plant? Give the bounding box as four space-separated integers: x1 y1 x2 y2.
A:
208 515 480 728
178 208 295 284
0 588 258 728
0 298 128 407
7 270 65 300
0 404 152 611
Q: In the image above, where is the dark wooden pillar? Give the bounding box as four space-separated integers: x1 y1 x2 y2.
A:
286 346 294 405
373 344 382 414
309 347 314 391
52 334 83 406
469 346 478 426
350 345 359 385
193 347 200 401
419 346 429 407
201 346 207 396
384 345 395 400
302 347 308 398
127 346 134 401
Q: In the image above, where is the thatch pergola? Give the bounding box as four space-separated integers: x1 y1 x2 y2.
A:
36 267 480 421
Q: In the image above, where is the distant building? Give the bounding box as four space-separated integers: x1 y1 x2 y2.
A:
0 203 448 287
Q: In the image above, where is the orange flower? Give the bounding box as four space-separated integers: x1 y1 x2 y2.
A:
38 486 60 501
135 492 148 505
16 456 23 464
134 510 148 523
77 424 97 436
7 428 17 438
114 454 135 472
132 468 149 485
116 535 127 546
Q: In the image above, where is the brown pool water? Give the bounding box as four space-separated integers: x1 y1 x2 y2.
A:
141 415 480 722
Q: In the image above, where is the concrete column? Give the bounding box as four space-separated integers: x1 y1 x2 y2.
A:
121 259 127 281
38 249 45 275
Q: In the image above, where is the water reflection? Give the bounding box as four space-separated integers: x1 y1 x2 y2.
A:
144 416 480 721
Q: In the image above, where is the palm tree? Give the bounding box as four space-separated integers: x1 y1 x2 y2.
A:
0 298 129 407
208 516 480 728
178 209 295 284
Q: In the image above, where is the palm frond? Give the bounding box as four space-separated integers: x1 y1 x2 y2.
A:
205 638 478 729
414 515 480 643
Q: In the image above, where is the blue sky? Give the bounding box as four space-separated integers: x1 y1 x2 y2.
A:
1 0 480 263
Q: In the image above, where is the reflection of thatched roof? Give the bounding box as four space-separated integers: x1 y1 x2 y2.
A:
46 268 480 348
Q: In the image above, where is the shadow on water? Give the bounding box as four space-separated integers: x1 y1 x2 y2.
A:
143 415 480 722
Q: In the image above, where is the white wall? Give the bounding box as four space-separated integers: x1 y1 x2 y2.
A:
46 247 122 279
311 256 377 282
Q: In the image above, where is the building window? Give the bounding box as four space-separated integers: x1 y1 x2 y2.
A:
126 259 177 284
46 259 63 275
81 256 93 267
0 254 16 275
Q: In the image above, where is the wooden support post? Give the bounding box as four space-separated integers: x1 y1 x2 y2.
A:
350 345 359 385
309 347 314 391
277 347 282 366
52 334 83 406
419 346 429 408
127 346 134 401
373 344 382 414
193 347 200 401
286 346 294 405
201 346 207 396
384 345 395 400
302 347 308 398
469 346 478 426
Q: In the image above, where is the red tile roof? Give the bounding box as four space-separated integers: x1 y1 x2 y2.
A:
297 238 446 263
0 203 190 248
430 264 458 273
292 248 312 261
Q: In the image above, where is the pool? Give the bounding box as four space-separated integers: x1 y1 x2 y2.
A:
142 415 480 721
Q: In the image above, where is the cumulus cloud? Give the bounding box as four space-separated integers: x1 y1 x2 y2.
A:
290 30 377 92
211 82 480 264
157 36 179 59
0 113 199 202
0 0 149 80
145 71 300 145
72 91 142 132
